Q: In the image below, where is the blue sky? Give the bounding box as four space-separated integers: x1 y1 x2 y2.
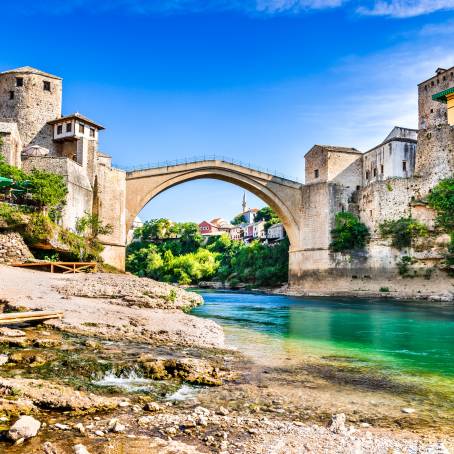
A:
1 0 454 222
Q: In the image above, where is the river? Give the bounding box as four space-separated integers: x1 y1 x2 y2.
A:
191 291 454 430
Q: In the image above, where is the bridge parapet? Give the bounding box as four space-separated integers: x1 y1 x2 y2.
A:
118 155 302 186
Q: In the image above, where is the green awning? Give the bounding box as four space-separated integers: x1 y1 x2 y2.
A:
0 176 13 188
432 87 454 103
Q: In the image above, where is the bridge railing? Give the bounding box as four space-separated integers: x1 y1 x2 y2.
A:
115 155 301 182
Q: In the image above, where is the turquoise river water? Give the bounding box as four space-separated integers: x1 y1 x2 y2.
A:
192 292 454 395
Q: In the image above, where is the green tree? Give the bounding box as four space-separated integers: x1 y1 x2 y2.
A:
379 217 428 250
231 213 246 225
28 169 67 209
329 212 370 253
427 178 454 233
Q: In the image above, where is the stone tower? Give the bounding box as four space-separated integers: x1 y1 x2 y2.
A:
415 66 454 190
0 66 62 154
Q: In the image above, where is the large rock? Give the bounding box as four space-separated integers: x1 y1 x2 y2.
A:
73 445 91 454
8 415 41 441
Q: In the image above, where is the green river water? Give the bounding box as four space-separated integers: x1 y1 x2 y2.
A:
192 292 454 403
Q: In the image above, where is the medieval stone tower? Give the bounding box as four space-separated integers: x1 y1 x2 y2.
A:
0 66 62 154
415 66 454 190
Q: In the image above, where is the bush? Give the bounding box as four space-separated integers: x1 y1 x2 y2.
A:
379 217 428 250
427 178 454 233
329 212 369 253
397 255 415 277
0 203 28 229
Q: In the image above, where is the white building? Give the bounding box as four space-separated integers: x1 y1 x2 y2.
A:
253 220 267 240
267 223 286 241
362 127 417 185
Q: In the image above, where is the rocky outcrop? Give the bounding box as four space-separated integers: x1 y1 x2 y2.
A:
0 232 33 264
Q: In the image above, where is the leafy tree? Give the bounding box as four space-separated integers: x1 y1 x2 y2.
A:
379 217 428 250
28 169 67 209
76 212 113 241
231 213 246 225
329 212 369 253
427 178 454 233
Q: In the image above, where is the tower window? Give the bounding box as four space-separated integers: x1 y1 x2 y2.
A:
43 81 51 91
57 125 63 135
380 164 384 174
66 123 72 133
314 169 319 178
8 91 14 100
79 123 85 134
402 161 407 172
373 168 377 177
89 128 95 138
365 170 370 180
16 77 23 87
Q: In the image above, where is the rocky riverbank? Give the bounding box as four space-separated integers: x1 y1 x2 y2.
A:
0 265 453 453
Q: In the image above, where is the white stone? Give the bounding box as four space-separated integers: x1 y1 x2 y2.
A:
73 444 91 454
401 407 416 414
8 415 41 441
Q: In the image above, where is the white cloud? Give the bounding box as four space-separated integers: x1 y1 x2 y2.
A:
297 46 454 150
357 0 454 18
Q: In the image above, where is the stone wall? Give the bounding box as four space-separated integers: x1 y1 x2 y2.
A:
0 122 22 167
95 164 127 270
0 232 33 264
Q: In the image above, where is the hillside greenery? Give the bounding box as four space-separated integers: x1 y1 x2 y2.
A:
127 217 289 286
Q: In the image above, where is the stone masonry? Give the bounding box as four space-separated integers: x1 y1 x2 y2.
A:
0 232 33 264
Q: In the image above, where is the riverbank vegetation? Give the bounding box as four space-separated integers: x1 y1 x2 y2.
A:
126 217 289 286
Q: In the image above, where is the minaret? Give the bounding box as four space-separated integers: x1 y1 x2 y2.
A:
242 192 247 213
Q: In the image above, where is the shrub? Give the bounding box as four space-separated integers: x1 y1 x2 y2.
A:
0 203 28 229
329 212 370 253
427 178 454 233
379 287 390 292
379 217 428 250
397 255 415 277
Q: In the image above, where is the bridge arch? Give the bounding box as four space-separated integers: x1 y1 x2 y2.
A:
125 160 303 248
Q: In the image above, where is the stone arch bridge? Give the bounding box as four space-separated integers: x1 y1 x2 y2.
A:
124 157 335 285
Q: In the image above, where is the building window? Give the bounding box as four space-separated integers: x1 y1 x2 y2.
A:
8 91 14 100
373 168 377 177
66 123 72 133
402 161 407 172
16 77 23 87
89 128 95 138
79 123 85 134
365 170 370 180
57 125 63 135
380 164 384 174
43 81 51 91
314 169 319 178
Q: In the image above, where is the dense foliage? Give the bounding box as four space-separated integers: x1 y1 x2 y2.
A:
231 213 246 225
255 206 280 230
379 217 428 250
427 178 454 234
0 154 67 209
127 219 289 286
329 212 370 253
427 178 454 274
